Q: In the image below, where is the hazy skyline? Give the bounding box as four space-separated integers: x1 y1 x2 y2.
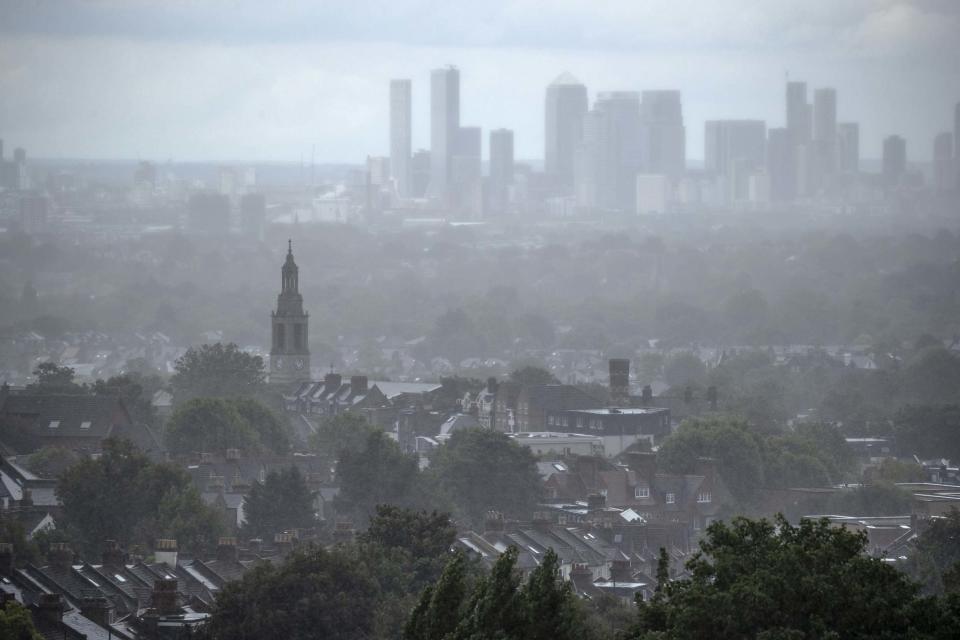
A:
1 0 958 163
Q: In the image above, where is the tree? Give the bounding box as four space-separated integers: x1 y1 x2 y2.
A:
826 482 913 517
22 446 80 478
427 428 541 525
905 509 960 595
57 438 223 555
242 467 316 538
169 342 265 401
0 601 42 640
405 550 469 640
521 548 590 640
231 397 291 454
29 362 82 393
310 412 379 459
455 546 523 639
663 352 707 388
894 404 960 461
509 366 559 386
337 430 419 519
205 544 380 640
359 505 456 589
93 372 160 428
630 515 942 640
164 397 259 455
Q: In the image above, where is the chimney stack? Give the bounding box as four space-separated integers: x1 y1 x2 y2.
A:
483 511 505 537
154 539 178 568
102 540 125 567
609 359 630 406
350 375 368 395
80 596 114 628
587 493 607 512
20 488 33 508
37 593 64 623
324 373 342 391
47 542 73 571
610 559 632 583
217 537 238 563
151 578 179 615
0 542 14 577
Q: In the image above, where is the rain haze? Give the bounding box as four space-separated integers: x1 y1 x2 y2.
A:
1 2 960 639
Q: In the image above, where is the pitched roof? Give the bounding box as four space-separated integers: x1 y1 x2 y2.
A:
1 393 129 439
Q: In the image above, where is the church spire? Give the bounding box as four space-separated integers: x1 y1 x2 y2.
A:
282 239 299 294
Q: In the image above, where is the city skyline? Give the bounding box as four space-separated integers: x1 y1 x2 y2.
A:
1 1 958 163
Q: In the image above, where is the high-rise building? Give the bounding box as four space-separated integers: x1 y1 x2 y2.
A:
955 102 960 161
639 90 685 179
705 120 767 202
786 81 811 145
545 73 588 190
837 123 860 175
451 126 482 219
410 149 431 198
933 132 954 192
767 128 795 202
429 66 460 204
390 79 412 197
882 135 907 187
579 91 642 212
270 241 310 385
812 88 837 186
12 148 26 164
488 128 514 215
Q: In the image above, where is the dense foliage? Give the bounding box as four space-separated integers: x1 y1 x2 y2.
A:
56 438 224 556
165 396 290 455
631 515 960 640
170 342 265 401
0 601 42 640
242 466 317 538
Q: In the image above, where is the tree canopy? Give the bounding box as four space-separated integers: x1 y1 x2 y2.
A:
242 466 317 538
169 342 265 401
165 396 290 455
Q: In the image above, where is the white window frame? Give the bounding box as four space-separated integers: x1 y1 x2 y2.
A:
697 492 712 503
634 486 650 499
665 492 676 504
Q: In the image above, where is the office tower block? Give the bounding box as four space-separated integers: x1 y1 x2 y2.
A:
588 91 642 212
410 149 431 198
812 88 838 187
451 126 482 219
0 139 4 160
13 147 26 164
786 81 811 145
837 123 860 175
429 66 460 204
705 120 767 202
640 90 686 179
882 135 907 187
767 128 796 201
933 132 954 192
488 128 514 215
955 102 960 161
545 73 588 190
390 79 412 197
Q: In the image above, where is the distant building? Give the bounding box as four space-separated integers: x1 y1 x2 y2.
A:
488 128 514 215
812 87 837 189
837 122 860 175
636 174 672 215
451 126 482 219
767 127 796 201
270 241 310 385
576 91 642 212
639 90 685 179
705 120 766 203
428 66 460 205
545 73 588 191
882 135 907 187
390 79 413 197
933 132 954 192
546 407 671 455
18 193 48 234
410 149 431 198
515 384 603 432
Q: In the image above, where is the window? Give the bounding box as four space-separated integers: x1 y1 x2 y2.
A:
697 492 712 503
80 421 91 430
48 420 60 429
634 486 650 499
665 492 676 504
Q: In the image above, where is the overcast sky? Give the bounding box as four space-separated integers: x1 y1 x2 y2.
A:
1 0 958 164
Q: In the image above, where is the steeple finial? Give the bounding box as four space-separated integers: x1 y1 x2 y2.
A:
288 239 293 255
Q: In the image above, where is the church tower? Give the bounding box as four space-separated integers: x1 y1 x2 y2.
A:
270 240 310 384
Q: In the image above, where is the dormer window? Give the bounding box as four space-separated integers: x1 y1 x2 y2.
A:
697 492 712 503
80 421 91 430
48 420 60 429
665 493 676 504
634 486 650 499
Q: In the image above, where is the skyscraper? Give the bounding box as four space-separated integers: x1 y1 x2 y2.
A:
390 79 412 197
767 128 795 201
451 126 482 219
594 91 642 212
786 81 811 145
882 135 907 187
812 88 837 186
837 123 860 175
705 120 767 202
933 132 954 192
640 90 686 179
429 66 460 204
545 73 588 191
488 128 514 215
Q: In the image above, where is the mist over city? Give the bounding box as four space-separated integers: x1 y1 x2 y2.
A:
1 2 959 639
